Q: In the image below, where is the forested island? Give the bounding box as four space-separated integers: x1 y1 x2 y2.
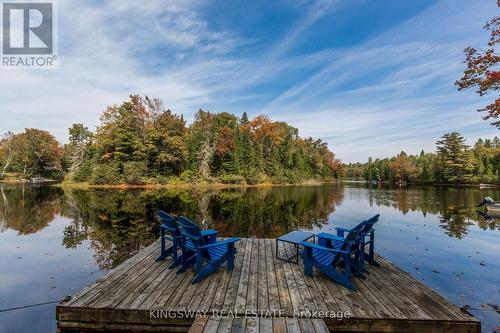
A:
0 95 342 186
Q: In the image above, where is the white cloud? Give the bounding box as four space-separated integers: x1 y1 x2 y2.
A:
0 0 497 164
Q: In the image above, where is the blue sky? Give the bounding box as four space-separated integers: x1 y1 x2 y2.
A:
0 0 498 162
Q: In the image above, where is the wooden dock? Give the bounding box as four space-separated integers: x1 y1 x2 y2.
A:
57 238 480 332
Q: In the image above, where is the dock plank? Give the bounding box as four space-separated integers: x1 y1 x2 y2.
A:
57 238 480 333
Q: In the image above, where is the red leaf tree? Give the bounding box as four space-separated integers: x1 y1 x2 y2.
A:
456 1 500 127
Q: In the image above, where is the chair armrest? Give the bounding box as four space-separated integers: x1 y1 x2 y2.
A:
181 232 203 241
201 229 217 236
334 226 351 237
199 237 240 249
300 242 349 254
318 233 345 242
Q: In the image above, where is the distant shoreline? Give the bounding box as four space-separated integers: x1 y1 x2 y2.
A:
343 179 500 188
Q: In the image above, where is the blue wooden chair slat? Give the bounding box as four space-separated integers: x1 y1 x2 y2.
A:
156 211 219 270
302 227 362 290
313 249 334 265
177 216 240 284
335 214 380 272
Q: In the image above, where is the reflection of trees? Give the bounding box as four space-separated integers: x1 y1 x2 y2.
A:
61 189 159 270
0 185 61 234
359 184 500 238
2 183 498 270
56 185 344 268
439 208 474 239
475 212 500 231
208 185 343 238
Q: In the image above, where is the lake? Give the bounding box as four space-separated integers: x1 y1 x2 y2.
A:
0 183 498 332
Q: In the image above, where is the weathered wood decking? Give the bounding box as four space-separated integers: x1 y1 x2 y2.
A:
57 238 480 333
188 316 330 333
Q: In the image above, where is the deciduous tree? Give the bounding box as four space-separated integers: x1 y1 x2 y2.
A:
456 1 500 127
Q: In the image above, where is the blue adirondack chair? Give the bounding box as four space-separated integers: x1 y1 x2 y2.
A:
336 214 380 272
301 226 363 290
156 211 183 268
156 211 217 269
177 216 240 283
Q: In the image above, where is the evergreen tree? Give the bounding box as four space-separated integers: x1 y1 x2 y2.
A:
436 132 474 183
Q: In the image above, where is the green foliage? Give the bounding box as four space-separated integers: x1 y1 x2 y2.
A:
344 132 500 184
436 132 475 183
65 95 340 185
89 163 122 185
73 160 93 182
245 169 265 185
0 129 64 180
122 161 147 185
2 95 340 185
219 173 246 184
180 170 196 182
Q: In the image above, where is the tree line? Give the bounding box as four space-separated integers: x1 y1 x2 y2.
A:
344 132 500 184
0 95 341 185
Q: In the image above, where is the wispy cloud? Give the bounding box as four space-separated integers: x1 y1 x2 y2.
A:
0 0 497 163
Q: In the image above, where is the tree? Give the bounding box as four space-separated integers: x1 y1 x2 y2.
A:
95 95 151 164
240 112 249 125
67 124 93 172
390 151 418 182
456 1 500 127
23 129 64 178
0 132 15 178
148 109 187 175
436 132 475 183
1 129 64 179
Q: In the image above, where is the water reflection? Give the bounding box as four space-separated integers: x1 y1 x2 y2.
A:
358 184 500 234
0 184 499 267
0 185 61 234
0 183 499 332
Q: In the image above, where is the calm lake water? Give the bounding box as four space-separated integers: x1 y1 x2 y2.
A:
0 183 498 332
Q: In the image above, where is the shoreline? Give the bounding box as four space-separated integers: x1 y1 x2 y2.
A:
55 179 335 190
2 178 499 189
343 179 500 188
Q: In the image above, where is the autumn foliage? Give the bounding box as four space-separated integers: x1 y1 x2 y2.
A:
456 1 500 127
64 95 341 185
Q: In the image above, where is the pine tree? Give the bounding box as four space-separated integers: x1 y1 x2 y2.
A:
436 132 475 183
240 112 249 125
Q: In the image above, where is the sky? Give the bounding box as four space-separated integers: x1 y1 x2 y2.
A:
0 0 499 162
